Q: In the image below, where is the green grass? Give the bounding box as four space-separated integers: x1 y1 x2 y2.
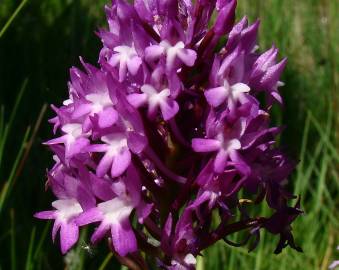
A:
0 0 338 269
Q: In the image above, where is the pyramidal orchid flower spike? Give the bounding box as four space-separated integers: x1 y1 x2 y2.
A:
35 0 302 268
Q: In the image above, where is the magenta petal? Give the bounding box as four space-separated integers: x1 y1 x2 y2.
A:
52 220 62 242
204 86 228 107
44 136 67 146
110 219 137 257
90 174 115 201
261 58 287 89
160 100 179 121
76 185 96 211
214 0 236 35
118 61 127 82
127 131 147 154
66 137 89 158
75 208 103 226
147 101 159 119
214 149 228 173
109 53 120 67
86 144 108 153
98 107 118 129
72 103 92 119
192 138 221 152
177 49 197 67
34 210 55 219
145 45 164 62
111 148 131 178
60 222 79 254
127 56 142 75
136 202 153 223
96 152 114 177
82 117 92 133
126 93 148 108
91 222 110 243
271 91 283 105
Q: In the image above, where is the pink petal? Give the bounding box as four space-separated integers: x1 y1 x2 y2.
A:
329 261 339 269
232 82 250 93
90 174 115 201
160 100 179 121
136 202 153 223
98 107 118 129
60 222 79 254
110 219 137 257
96 152 114 177
214 149 228 173
204 86 227 107
52 220 62 242
145 45 164 62
72 103 92 119
177 49 197 67
34 210 55 219
109 54 120 67
192 138 221 152
118 60 127 82
91 222 110 243
75 208 103 226
44 135 67 146
86 144 108 153
111 148 131 178
127 131 147 154
66 137 89 158
126 93 148 108
147 102 159 119
127 56 142 75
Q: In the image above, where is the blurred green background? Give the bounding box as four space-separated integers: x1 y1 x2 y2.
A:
0 0 338 269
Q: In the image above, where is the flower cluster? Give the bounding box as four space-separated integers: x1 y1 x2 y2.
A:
35 0 302 269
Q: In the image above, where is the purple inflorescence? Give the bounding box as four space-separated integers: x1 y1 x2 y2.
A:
35 0 302 268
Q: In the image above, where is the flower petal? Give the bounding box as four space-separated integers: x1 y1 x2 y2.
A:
192 138 221 152
91 222 110 243
97 152 114 177
110 218 137 256
97 107 118 129
177 49 197 67
126 93 148 108
60 222 79 254
76 208 103 226
214 149 228 173
127 131 147 154
160 99 179 121
127 56 142 75
111 148 131 178
52 220 62 242
34 211 55 220
145 45 164 62
204 86 227 107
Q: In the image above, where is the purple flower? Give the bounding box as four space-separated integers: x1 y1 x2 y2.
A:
109 45 142 82
36 0 301 268
204 81 250 108
76 196 137 256
145 41 197 71
35 199 83 254
35 169 96 254
127 84 179 120
87 133 131 178
329 246 339 269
